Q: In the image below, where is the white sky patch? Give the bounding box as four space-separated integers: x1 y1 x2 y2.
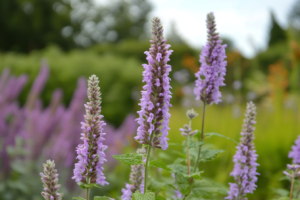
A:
149 0 296 58
94 0 297 58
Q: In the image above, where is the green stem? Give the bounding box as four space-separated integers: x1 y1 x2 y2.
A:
296 175 300 198
290 173 295 200
144 144 152 194
194 103 206 172
87 187 90 200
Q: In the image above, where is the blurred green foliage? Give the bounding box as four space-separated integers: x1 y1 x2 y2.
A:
0 39 199 125
0 0 78 52
268 12 288 47
0 45 143 126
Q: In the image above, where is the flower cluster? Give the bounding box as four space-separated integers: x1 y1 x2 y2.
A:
194 12 227 105
135 17 173 150
288 135 300 164
226 102 259 200
40 160 63 200
72 75 108 186
121 148 145 200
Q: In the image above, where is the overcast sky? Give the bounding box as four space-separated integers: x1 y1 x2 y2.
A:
149 0 296 58
95 0 297 58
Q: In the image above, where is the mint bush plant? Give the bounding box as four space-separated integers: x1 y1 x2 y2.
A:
3 11 298 200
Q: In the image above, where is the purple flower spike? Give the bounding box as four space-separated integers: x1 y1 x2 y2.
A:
288 135 300 164
225 102 259 200
72 75 108 186
40 160 63 200
194 12 227 105
135 17 173 150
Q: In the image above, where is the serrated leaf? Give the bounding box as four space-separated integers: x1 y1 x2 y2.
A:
191 179 227 198
168 164 188 174
200 149 224 162
155 196 166 200
148 178 166 192
77 182 87 189
72 197 86 200
94 196 113 200
133 191 155 200
205 132 238 144
183 171 204 179
112 153 143 165
174 172 191 195
149 160 171 172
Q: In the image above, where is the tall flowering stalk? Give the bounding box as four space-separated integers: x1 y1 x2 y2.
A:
289 135 300 164
72 75 108 200
225 102 259 200
40 160 63 200
121 148 145 200
194 12 227 172
135 17 173 193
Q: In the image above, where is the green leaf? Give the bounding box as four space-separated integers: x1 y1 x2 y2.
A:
174 172 191 195
205 132 238 144
94 196 113 200
273 198 298 200
112 153 143 165
77 182 87 189
72 197 86 200
191 179 227 198
85 183 102 189
155 196 166 200
133 191 155 200
148 178 166 192
270 187 289 197
149 160 171 172
200 149 224 162
183 171 204 179
166 184 177 190
76 182 102 189
168 164 188 174
142 144 151 148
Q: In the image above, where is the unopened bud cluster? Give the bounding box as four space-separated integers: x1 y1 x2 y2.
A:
186 108 198 120
40 160 63 200
180 125 197 137
283 164 300 178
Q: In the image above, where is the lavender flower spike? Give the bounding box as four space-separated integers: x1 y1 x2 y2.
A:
40 160 63 200
194 12 227 105
288 135 300 164
225 102 259 200
135 17 173 150
121 148 145 200
72 75 108 186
